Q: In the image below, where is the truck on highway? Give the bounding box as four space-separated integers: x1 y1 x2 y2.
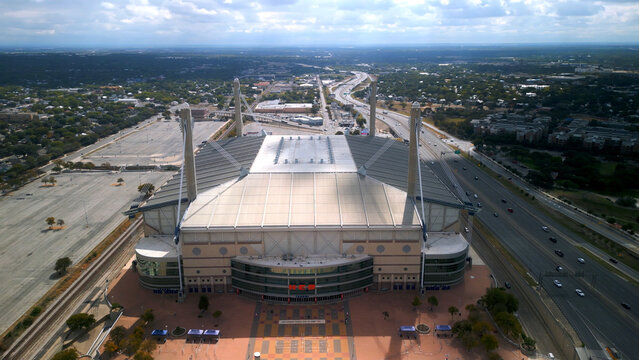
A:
606 347 621 359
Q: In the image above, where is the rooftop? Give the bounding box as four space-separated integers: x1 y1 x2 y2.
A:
422 232 468 257
135 235 177 259
136 135 465 213
181 172 421 230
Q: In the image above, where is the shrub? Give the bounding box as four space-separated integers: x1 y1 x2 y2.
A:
30 306 43 317
141 309 154 324
51 348 79 360
66 313 95 331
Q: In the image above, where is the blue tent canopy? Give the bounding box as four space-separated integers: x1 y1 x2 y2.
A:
151 329 168 336
203 329 220 336
399 326 416 332
187 329 204 336
435 325 452 331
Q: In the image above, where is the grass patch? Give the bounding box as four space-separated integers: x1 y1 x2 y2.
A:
550 189 639 226
0 215 138 352
598 162 617 177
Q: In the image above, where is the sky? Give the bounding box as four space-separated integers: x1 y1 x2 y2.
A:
1 0 638 47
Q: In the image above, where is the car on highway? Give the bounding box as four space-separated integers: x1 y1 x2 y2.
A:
555 250 564 257
493 212 499 217
575 289 585 297
577 257 585 264
553 279 562 288
462 167 467 170
504 281 511 289
549 237 557 243
474 176 479 180
609 258 619 264
501 199 507 203
507 208 514 213
621 302 631 310
464 227 469 233
473 194 478 199
542 226 550 232
556 265 563 271
465 191 471 196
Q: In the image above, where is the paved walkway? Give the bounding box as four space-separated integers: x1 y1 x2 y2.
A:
102 260 529 360
247 303 353 360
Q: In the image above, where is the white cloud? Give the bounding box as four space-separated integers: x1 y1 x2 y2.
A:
0 0 637 46
122 0 172 24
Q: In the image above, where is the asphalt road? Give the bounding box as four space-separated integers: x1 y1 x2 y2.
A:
334 72 639 359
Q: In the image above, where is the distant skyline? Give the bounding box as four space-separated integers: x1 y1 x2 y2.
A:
1 0 638 48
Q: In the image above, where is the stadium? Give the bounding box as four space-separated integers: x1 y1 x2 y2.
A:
131 102 473 304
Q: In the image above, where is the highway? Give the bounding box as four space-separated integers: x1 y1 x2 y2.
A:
333 72 639 359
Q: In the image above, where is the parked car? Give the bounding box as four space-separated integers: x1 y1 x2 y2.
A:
493 212 499 217
507 208 514 213
501 199 507 203
556 265 563 271
549 237 557 243
555 250 564 257
553 280 562 288
575 289 585 297
504 281 511 289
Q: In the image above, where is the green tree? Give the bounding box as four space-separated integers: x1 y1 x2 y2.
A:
472 321 493 336
117 177 124 184
521 333 536 351
139 338 157 353
57 218 65 227
481 333 499 352
110 325 127 344
427 296 438 311
46 217 56 228
199 295 209 312
461 332 479 351
481 287 519 314
138 183 155 197
133 351 154 360
141 308 154 324
66 313 95 331
103 340 119 355
494 312 522 338
411 296 422 309
448 306 459 320
49 176 57 185
213 310 223 320
52 348 79 360
452 320 472 337
55 257 72 274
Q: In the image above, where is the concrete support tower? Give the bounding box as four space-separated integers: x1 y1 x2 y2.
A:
233 78 243 137
407 102 421 198
179 107 198 203
369 77 377 137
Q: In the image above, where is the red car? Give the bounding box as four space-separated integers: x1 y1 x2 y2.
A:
507 208 514 213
